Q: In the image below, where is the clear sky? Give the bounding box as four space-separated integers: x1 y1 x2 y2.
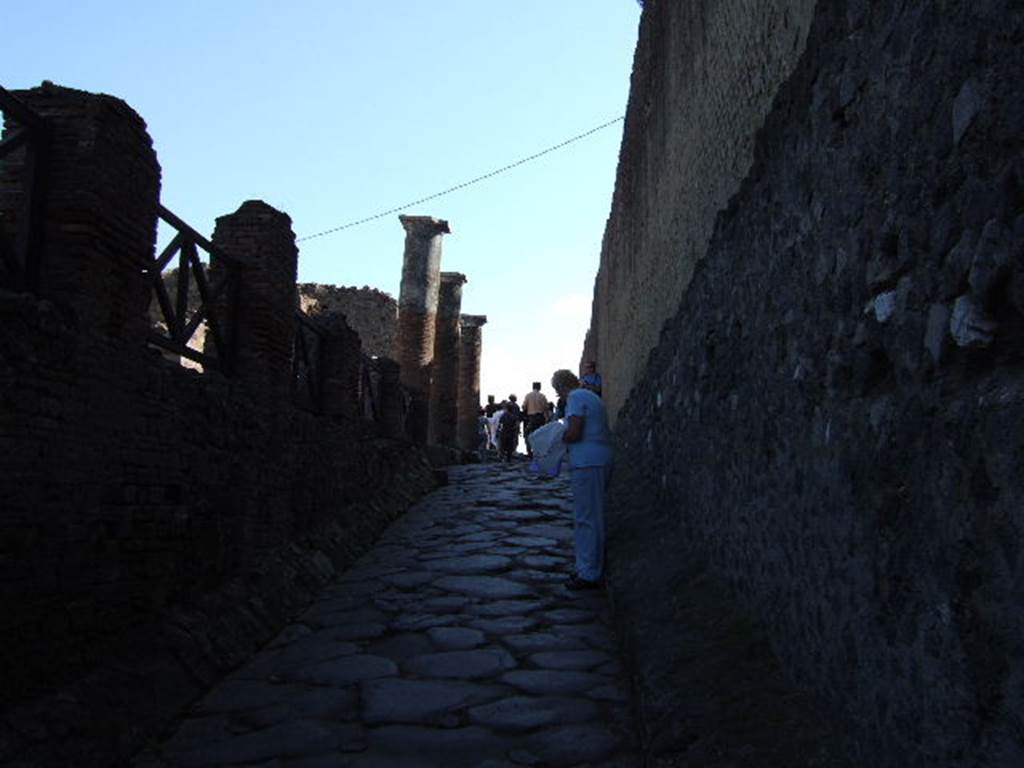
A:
2 1 640 407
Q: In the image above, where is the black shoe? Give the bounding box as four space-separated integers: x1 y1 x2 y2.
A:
565 573 603 591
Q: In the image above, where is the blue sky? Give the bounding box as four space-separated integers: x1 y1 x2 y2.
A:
2 1 640 403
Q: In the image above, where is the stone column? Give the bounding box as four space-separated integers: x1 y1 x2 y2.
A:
211 200 298 410
457 314 487 452
429 272 467 446
396 215 450 444
1 82 160 340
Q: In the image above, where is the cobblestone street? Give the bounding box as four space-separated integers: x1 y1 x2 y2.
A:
138 464 640 768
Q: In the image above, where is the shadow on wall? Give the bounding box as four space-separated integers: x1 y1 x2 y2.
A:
583 0 818 424
604 1 1024 766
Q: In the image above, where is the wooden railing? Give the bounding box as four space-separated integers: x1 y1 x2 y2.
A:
0 85 50 294
146 205 242 372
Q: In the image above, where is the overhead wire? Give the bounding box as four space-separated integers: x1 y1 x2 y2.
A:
297 115 625 242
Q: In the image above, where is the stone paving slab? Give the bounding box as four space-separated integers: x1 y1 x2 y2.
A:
280 654 397 686
426 626 486 650
360 678 511 725
436 574 536 599
139 463 639 767
467 695 601 732
401 648 517 679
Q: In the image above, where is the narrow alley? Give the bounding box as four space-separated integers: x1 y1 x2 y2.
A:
136 464 640 768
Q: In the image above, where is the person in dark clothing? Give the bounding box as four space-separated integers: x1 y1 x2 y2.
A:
484 394 499 418
497 395 521 462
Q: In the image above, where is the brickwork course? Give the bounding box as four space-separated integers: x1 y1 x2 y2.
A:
582 0 817 423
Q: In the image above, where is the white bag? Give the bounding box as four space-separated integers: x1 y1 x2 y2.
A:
528 420 567 476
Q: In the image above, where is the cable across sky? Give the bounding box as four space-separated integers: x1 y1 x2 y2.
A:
297 115 625 242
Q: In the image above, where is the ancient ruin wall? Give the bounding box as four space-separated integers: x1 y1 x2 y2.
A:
0 85 435 767
584 0 816 423
609 1 1024 765
298 283 398 359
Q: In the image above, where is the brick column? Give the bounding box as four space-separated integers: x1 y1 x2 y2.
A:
457 314 487 452
318 311 362 424
396 215 449 444
1 82 160 341
429 272 466 446
211 200 297 410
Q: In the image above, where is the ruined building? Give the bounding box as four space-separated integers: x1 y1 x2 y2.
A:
0 83 463 766
594 1 1024 765
10 0 1020 763
298 283 398 360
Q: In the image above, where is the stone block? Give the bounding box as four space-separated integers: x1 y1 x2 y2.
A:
952 77 984 145
950 294 996 348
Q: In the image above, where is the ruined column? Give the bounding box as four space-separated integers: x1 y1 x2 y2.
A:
457 314 487 452
211 200 298 410
396 215 450 444
429 272 467 447
1 82 160 340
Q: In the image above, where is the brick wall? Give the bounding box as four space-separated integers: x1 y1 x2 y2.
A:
0 84 435 767
583 0 817 423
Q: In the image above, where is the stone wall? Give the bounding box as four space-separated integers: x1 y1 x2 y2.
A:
298 283 397 359
608 1 1024 765
0 84 436 767
583 0 816 423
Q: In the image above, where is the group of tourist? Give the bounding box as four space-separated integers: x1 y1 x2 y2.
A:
478 361 603 463
478 361 611 591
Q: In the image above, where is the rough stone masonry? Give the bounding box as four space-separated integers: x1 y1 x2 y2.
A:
605 1 1024 766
